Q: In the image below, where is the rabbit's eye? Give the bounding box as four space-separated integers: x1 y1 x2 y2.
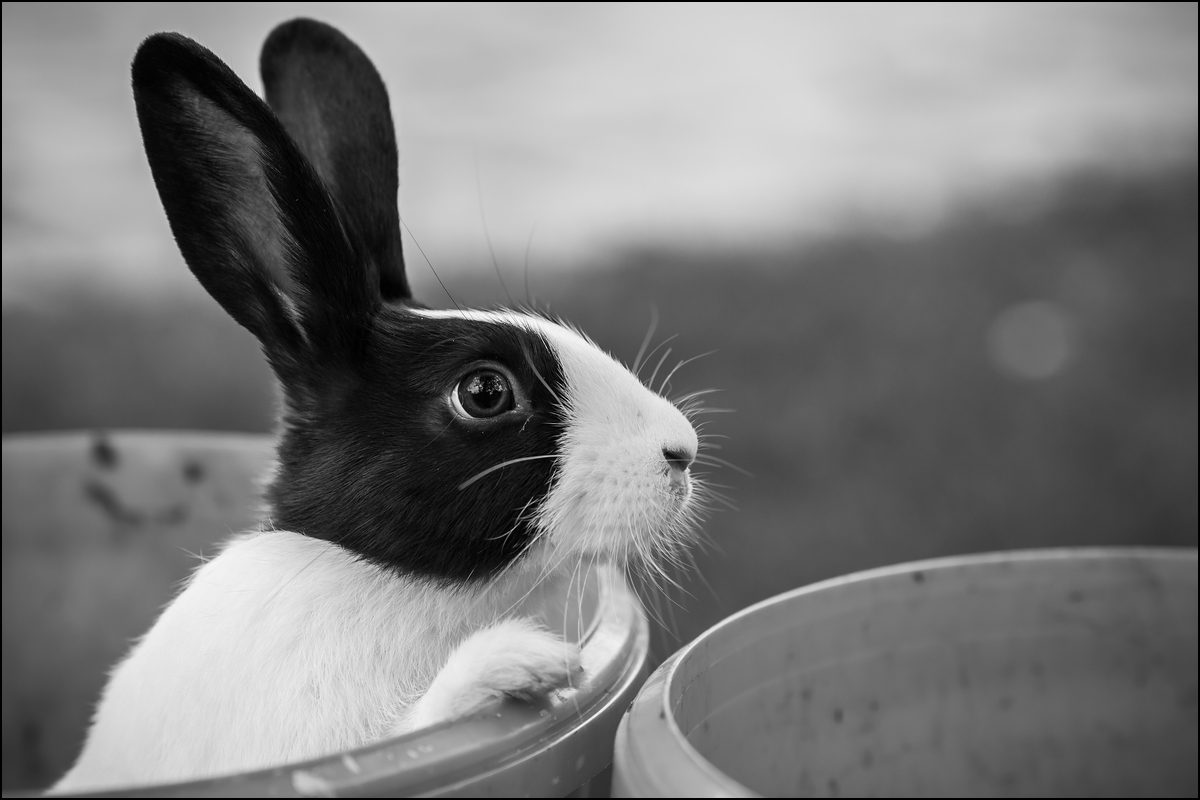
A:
453 368 516 419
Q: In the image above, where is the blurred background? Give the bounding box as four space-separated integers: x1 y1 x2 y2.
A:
3 1 1197 789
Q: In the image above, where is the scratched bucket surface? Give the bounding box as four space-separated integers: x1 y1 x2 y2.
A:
613 549 1198 798
2 431 649 797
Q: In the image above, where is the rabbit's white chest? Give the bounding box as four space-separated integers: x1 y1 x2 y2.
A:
53 531 562 791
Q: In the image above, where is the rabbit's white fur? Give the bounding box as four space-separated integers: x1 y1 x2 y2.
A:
54 531 577 791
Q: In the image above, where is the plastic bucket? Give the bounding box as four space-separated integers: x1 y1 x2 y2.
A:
613 549 1198 797
3 431 649 797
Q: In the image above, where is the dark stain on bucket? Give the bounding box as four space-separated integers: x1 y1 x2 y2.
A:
83 480 190 530
91 433 118 469
183 459 206 484
85 479 146 526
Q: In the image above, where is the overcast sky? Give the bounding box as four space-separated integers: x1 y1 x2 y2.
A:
3 2 1196 301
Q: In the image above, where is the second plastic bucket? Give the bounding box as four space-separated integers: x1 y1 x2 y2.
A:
613 548 1198 797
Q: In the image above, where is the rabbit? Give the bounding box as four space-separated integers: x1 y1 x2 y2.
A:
51 17 703 793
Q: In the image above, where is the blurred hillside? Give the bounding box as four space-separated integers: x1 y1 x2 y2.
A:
4 165 1197 652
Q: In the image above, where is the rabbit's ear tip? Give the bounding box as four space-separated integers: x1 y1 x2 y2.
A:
270 17 331 34
132 32 220 89
264 18 340 52
137 31 182 48
132 34 184 90
133 32 178 70
135 31 200 61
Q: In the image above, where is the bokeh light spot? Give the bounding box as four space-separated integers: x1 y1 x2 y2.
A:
987 300 1075 380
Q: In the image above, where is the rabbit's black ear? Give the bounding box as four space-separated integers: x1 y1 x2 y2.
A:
132 32 377 376
260 19 410 304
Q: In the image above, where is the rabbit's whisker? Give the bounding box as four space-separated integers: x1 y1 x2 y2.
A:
632 307 659 375
658 351 717 395
523 220 539 307
646 347 673 393
672 387 723 405
521 343 565 406
685 407 736 416
474 150 514 307
457 454 560 490
693 453 753 478
484 496 540 543
636 334 678 382
400 216 461 311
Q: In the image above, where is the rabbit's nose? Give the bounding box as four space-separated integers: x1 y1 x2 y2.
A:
662 446 695 472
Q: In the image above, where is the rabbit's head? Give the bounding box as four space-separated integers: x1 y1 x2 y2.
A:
132 19 702 585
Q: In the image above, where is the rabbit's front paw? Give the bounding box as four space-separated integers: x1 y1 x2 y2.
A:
405 619 582 730
461 621 582 703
